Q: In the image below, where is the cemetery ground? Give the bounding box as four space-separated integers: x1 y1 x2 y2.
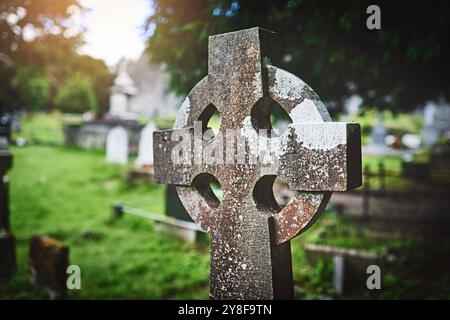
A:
1 113 450 299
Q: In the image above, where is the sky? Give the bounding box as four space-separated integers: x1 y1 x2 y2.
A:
79 0 153 67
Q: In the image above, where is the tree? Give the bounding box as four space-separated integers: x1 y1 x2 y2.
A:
0 0 113 116
0 0 83 111
145 0 450 114
67 55 114 116
11 67 50 111
55 74 97 113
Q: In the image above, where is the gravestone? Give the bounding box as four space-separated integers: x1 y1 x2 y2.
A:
109 59 138 120
423 100 450 146
423 102 439 145
153 27 362 299
0 149 13 230
371 114 387 147
0 148 15 282
106 126 128 164
135 122 157 167
29 235 69 299
0 230 16 282
343 95 362 118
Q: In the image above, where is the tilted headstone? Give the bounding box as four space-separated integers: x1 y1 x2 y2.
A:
106 126 128 164
29 235 70 299
423 100 450 146
135 122 157 167
153 27 362 299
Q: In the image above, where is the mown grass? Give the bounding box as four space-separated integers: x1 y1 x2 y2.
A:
0 145 393 299
1 145 210 299
2 145 448 299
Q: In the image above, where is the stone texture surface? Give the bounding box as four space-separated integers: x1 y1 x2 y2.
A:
154 27 362 299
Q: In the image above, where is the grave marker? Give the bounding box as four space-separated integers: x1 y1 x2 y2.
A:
0 149 12 230
106 126 128 164
29 235 69 299
0 230 16 282
0 148 15 282
136 122 157 167
153 27 362 299
371 114 387 147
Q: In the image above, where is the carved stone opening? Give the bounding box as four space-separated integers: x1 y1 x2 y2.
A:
252 175 280 215
253 175 295 214
250 97 292 137
273 177 295 210
198 103 221 136
193 173 222 207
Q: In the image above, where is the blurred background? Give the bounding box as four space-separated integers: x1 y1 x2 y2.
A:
0 0 449 299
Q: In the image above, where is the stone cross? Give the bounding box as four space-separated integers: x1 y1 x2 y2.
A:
153 27 361 299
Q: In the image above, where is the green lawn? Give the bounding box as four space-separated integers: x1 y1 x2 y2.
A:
1 144 447 299
2 145 210 299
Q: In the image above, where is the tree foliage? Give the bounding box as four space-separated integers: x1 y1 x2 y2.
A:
146 0 450 113
0 0 113 114
11 67 50 111
55 73 97 113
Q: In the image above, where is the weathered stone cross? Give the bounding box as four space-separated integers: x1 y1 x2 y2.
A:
154 27 362 299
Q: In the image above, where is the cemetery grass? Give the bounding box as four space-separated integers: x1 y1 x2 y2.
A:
2 145 448 299
2 145 210 299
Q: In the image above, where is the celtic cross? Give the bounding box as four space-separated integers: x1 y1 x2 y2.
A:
154 27 361 299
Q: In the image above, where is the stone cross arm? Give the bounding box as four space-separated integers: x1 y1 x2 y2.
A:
154 121 361 192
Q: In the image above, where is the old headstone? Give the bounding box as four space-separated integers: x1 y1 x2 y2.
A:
106 126 128 164
333 255 345 295
371 114 387 147
135 122 157 167
0 149 12 230
0 147 15 282
109 59 138 120
343 95 362 118
154 27 362 299
0 230 16 282
29 235 69 299
423 99 450 146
